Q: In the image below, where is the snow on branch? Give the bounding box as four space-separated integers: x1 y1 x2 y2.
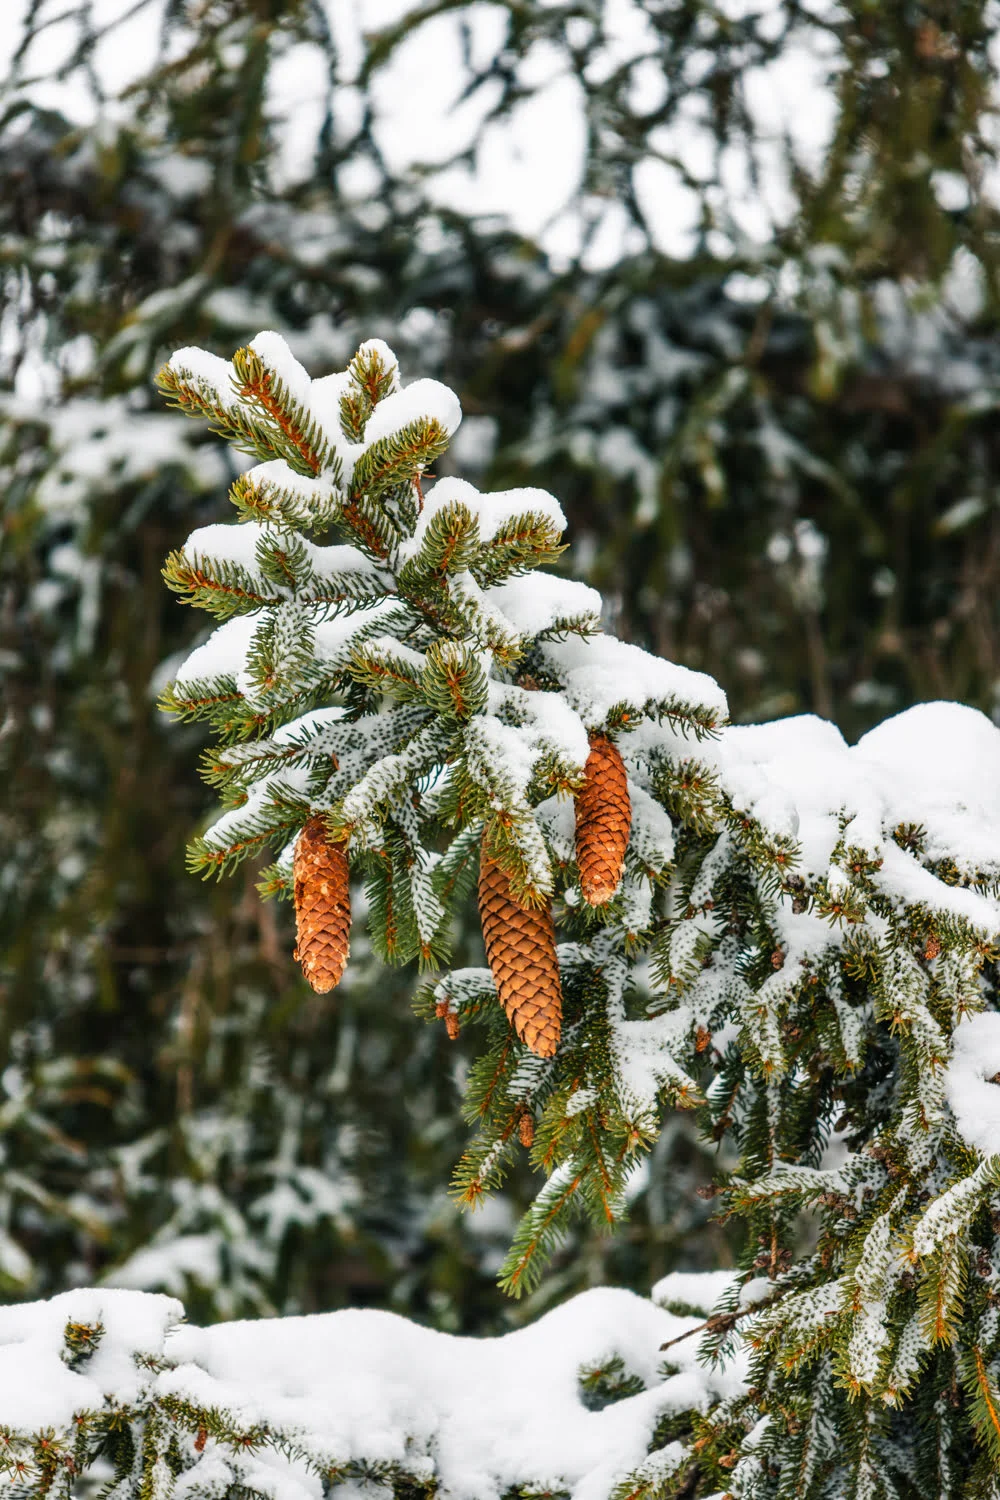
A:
0 1282 746 1500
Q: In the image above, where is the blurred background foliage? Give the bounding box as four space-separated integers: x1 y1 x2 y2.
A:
2 0 1000 1330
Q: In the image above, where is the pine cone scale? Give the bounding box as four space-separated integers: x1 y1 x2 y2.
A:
575 734 631 905
478 851 561 1058
294 816 351 993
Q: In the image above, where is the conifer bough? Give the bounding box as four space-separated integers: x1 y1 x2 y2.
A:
159 332 1000 1494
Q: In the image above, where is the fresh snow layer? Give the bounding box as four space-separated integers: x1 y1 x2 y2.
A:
0 1284 746 1500
182 521 265 573
173 615 258 687
245 458 345 505
0 1288 182 1428
542 634 728 728
486 573 602 635
168 1285 746 1500
474 484 567 541
717 715 850 873
855 701 1000 875
398 477 568 570
362 378 462 445
945 1012 1000 1157
700 706 1000 930
652 1269 738 1314
250 332 315 409
171 598 404 698
307 369 354 421
180 522 382 589
168 346 238 408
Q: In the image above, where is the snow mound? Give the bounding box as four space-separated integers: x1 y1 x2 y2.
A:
703 706 1000 929
855 701 1000 873
0 1282 746 1500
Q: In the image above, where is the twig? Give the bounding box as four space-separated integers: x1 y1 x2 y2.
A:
659 1285 788 1352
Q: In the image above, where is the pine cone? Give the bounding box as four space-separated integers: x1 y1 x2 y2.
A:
478 850 561 1058
293 816 350 993
436 999 461 1041
575 734 631 905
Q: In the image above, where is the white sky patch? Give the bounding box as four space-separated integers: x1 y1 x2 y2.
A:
90 1 163 95
2 0 167 122
5 0 845 271
265 41 333 189
332 0 843 268
634 157 702 261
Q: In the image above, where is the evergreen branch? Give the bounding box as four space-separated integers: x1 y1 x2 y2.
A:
432 821 483 905
232 346 329 477
475 1038 513 1122
916 1238 968 1347
422 640 488 720
347 638 426 698
965 1346 1000 1464
339 342 399 442
471 514 566 586
584 1107 616 1227
188 800 308 879
153 326 1000 1484
155 363 286 464
230 470 341 532
351 418 450 502
658 1284 789 1354
158 677 244 724
397 500 480 586
162 550 278 617
533 610 603 642
498 1164 584 1298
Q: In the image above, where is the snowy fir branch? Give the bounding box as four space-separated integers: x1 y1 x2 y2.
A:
144 333 1000 1494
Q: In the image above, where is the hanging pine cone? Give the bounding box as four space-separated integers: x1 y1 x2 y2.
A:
293 816 351 993
478 850 561 1058
436 999 461 1040
575 733 631 905
518 1109 535 1149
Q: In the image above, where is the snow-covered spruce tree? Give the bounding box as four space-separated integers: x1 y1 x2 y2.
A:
10 0 1000 1321
158 334 1000 1495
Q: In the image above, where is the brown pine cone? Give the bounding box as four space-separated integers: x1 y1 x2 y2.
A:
478 850 561 1058
293 816 351 993
435 1000 461 1040
575 733 631 905
518 1109 535 1149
